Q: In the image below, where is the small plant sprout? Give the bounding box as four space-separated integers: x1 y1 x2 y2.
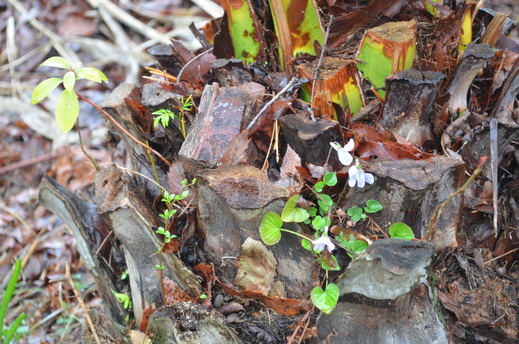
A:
152 95 193 138
348 159 374 188
330 139 354 166
0 259 27 344
32 56 108 133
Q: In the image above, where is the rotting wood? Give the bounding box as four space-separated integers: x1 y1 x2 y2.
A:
95 166 202 324
38 175 126 324
381 69 445 145
318 239 446 343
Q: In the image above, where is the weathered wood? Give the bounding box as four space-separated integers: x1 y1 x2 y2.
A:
196 165 317 299
318 239 446 343
279 114 343 170
82 309 128 344
342 157 465 250
179 83 249 171
38 175 126 324
381 69 444 145
95 166 202 324
147 302 242 344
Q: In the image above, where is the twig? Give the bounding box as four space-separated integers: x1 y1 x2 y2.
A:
424 156 488 241
490 118 498 237
76 118 101 171
247 77 302 130
310 15 333 118
485 247 519 265
76 92 171 167
64 261 101 344
0 152 58 174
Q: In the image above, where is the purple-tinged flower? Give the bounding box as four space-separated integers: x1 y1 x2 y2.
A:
330 139 354 166
312 235 335 253
348 159 374 188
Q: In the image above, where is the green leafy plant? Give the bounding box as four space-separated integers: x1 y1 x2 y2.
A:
113 290 132 310
347 199 383 222
32 56 107 133
152 95 193 138
155 178 196 270
388 222 415 240
0 259 27 344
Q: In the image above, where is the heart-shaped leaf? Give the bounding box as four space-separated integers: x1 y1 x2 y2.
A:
388 222 415 240
259 212 283 245
347 206 364 222
281 195 309 222
364 199 383 213
311 283 339 314
317 194 334 212
323 172 337 186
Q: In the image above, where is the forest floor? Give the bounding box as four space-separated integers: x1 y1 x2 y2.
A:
1 0 518 343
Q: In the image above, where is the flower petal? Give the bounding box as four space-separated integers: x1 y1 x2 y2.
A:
344 138 355 151
338 150 353 166
365 173 375 185
330 142 341 151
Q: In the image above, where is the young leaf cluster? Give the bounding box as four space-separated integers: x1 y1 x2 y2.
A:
155 179 196 270
32 56 108 133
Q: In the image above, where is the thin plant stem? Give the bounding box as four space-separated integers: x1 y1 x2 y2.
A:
76 92 171 167
424 156 487 241
76 118 100 171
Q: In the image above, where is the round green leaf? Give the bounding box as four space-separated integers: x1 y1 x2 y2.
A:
364 199 383 213
259 212 283 245
311 283 339 314
281 195 309 222
76 67 108 83
321 255 341 271
323 172 337 186
31 78 63 104
314 181 325 193
311 216 327 231
317 194 334 212
55 89 79 133
62 71 76 91
40 56 71 70
347 206 363 222
388 222 415 240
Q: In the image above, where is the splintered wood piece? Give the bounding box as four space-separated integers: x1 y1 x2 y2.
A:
196 166 317 299
443 43 494 113
179 83 248 171
298 56 364 117
38 175 126 324
95 166 202 324
381 69 445 145
279 114 343 169
147 302 242 344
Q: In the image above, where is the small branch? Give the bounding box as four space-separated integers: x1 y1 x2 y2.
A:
0 152 58 174
247 77 302 130
64 261 101 344
310 15 333 115
77 92 171 167
424 156 487 241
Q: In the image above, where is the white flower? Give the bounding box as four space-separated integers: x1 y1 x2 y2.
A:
330 139 354 166
312 235 335 253
348 159 374 188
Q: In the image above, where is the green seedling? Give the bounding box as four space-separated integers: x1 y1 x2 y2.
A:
0 259 27 344
32 56 107 133
388 222 415 240
347 199 383 222
152 95 193 138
